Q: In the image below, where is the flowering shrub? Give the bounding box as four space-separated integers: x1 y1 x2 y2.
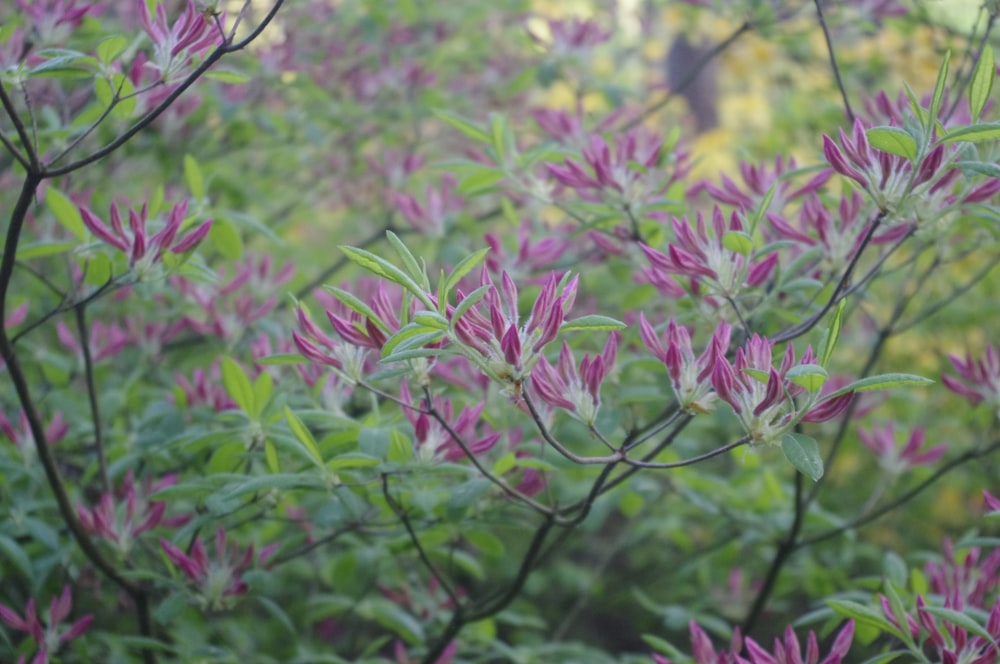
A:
0 1 998 663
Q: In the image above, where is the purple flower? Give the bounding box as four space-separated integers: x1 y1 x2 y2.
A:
451 269 577 396
0 585 93 664
15 0 104 44
743 620 854 664
138 0 225 83
942 344 1000 417
879 594 1000 664
639 314 730 413
78 470 191 558
395 174 462 237
532 332 620 425
926 539 1000 610
526 17 611 55
693 155 831 215
857 423 945 475
79 200 212 280
56 319 129 363
986 490 1000 514
160 528 276 611
399 383 500 462
641 207 778 297
711 335 854 443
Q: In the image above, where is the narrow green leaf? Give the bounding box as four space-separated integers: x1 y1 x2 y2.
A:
324 286 391 333
781 433 824 481
208 218 243 260
377 347 448 364
387 429 413 463
883 581 915 648
82 253 112 286
411 311 449 330
221 357 255 415
284 406 323 465
824 373 933 400
444 248 490 301
385 230 427 289
203 69 250 84
339 246 434 309
970 44 995 121
722 230 753 255
96 35 127 64
867 127 918 160
826 599 900 636
492 452 516 476
326 454 380 470
0 535 32 579
929 50 951 127
184 154 206 200
957 160 1000 179
17 241 75 260
785 364 829 392
256 353 308 366
749 181 778 235
264 440 280 473
922 606 999 652
253 372 273 418
432 108 491 143
450 284 491 324
820 299 846 367
560 314 626 332
939 123 1000 144
743 368 769 383
46 188 86 240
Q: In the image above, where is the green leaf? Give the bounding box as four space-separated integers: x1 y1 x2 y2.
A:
450 284 491 323
81 253 113 286
866 127 917 160
929 50 951 128
253 372 272 418
203 69 250 84
939 123 1000 144
882 581 915 648
749 181 778 235
824 373 933 399
0 535 32 579
827 599 900 637
432 108 490 143
785 364 829 392
184 154 206 200
492 452 516 476
722 230 753 255
208 218 243 260
922 606 999 652
327 453 381 470
324 286 391 333
387 429 413 463
411 310 449 330
385 230 427 289
743 367 769 383
444 248 490 302
957 160 1000 179
339 246 434 309
46 188 86 240
560 314 627 332
256 353 308 366
970 44 995 121
94 74 136 120
860 651 910 664
17 241 75 260
382 323 443 358
456 166 506 195
96 35 127 64
221 357 255 415
284 406 323 466
781 433 823 480
264 440 280 473
819 299 846 367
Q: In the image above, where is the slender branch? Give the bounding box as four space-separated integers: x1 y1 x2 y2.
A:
624 436 750 469
382 474 462 608
895 256 1000 332
813 0 854 123
771 210 886 344
0 126 30 170
422 387 553 515
45 0 287 178
75 305 111 493
0 81 39 170
742 470 805 633
798 438 1000 548
521 391 622 465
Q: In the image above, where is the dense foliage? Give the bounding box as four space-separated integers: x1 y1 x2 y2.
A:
1 1 998 662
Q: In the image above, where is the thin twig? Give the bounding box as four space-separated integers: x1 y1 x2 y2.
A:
76 305 111 493
813 0 855 124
